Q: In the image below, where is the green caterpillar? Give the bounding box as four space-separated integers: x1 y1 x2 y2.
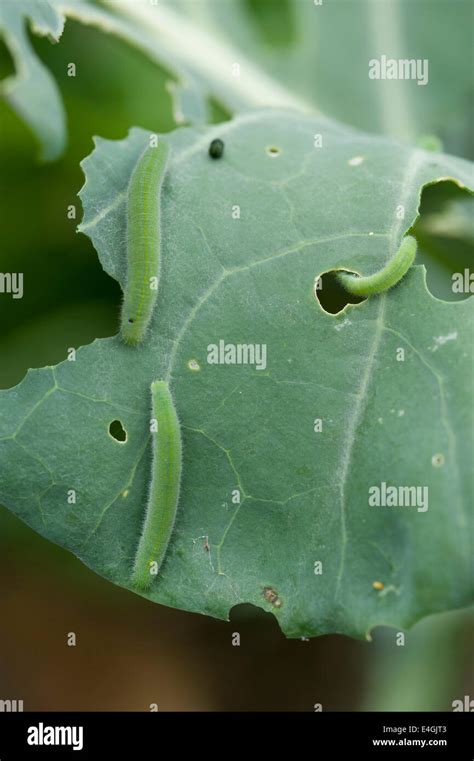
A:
121 140 170 345
132 381 182 589
337 235 417 297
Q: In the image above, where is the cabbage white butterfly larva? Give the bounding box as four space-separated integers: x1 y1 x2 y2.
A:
121 140 170 345
337 235 417 297
132 380 182 589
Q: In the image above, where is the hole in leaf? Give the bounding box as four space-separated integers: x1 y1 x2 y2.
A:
266 145 281 157
431 453 445 468
409 181 473 301
315 270 366 315
109 419 127 443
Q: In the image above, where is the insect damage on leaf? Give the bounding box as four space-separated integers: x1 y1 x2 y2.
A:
263 587 282 608
11 109 474 640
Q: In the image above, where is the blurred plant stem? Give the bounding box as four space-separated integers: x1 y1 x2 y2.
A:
364 609 473 711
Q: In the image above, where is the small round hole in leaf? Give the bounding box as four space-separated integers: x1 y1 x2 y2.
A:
315 270 366 314
266 145 281 157
109 419 127 443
